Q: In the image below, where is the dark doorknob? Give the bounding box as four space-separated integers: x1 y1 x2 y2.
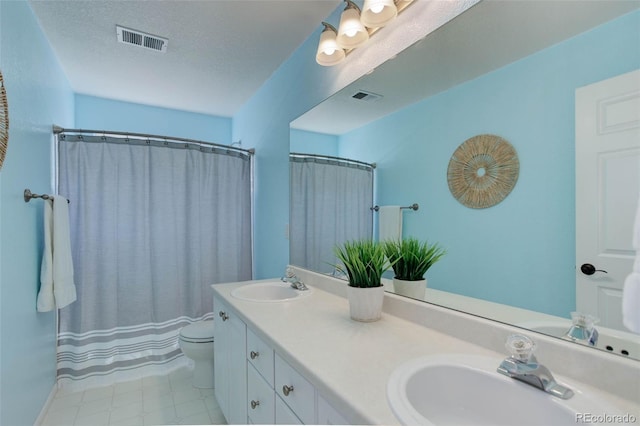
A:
581 263 608 275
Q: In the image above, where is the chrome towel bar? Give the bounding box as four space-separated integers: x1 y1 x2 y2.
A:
371 203 418 211
24 189 70 203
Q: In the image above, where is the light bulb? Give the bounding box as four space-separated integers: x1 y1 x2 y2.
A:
316 22 345 66
361 0 397 28
336 2 369 49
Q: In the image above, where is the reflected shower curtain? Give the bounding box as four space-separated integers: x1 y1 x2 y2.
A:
289 155 373 274
57 134 252 388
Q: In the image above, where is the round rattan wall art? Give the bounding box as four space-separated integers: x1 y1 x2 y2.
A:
0 70 8 171
447 134 519 209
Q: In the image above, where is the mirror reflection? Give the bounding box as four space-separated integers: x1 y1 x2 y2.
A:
289 1 640 360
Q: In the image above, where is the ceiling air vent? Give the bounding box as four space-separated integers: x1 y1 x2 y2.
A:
351 91 382 102
116 25 168 53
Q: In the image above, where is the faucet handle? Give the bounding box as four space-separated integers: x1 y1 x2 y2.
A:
505 334 536 363
284 266 296 278
564 312 599 345
569 311 599 329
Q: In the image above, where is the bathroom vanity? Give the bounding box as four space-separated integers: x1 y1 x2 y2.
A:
212 268 640 425
213 289 349 424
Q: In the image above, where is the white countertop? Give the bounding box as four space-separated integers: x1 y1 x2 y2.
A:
212 278 640 425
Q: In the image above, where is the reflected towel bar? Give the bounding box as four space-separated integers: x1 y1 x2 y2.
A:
371 203 418 211
24 189 70 203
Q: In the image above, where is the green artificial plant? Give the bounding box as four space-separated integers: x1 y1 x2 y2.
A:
383 237 446 281
333 240 391 288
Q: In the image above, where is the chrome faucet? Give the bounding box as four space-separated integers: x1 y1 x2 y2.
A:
564 312 599 346
281 267 308 291
497 334 574 400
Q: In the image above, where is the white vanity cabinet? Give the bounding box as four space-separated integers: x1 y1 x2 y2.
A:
246 326 343 425
247 328 305 424
213 295 247 425
215 296 350 425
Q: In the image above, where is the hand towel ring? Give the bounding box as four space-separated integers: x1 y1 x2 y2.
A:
447 134 519 209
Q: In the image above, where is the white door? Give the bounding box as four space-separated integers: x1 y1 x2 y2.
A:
576 69 640 331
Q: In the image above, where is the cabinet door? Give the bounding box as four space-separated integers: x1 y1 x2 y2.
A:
317 393 349 425
213 296 229 420
275 354 315 424
228 309 247 425
247 364 275 424
275 395 303 425
213 296 247 425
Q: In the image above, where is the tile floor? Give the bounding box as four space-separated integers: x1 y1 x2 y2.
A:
40 367 227 426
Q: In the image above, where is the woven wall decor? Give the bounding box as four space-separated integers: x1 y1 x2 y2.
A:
447 134 519 209
0 70 8 171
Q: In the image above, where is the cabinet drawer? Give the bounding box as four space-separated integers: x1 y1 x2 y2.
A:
247 328 275 386
247 364 275 425
275 354 315 424
275 394 303 425
317 393 349 425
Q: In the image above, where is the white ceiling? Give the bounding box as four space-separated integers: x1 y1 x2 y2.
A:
29 0 341 118
291 0 640 135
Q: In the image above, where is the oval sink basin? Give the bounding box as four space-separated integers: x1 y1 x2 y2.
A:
231 281 312 302
387 354 621 426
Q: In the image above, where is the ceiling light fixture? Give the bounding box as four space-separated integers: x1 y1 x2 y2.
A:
316 0 414 66
361 0 397 27
316 23 346 66
336 0 369 49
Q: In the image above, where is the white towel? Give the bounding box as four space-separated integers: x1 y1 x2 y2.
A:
379 206 402 242
37 196 76 312
623 193 640 333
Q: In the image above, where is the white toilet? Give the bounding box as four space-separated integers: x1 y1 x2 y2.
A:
178 320 215 388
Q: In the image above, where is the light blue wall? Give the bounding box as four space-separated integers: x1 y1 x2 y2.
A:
338 11 640 317
233 1 460 279
232 5 345 279
0 1 74 425
290 129 339 156
75 95 232 144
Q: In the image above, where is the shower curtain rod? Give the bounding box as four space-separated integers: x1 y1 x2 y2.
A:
290 152 376 169
52 125 255 155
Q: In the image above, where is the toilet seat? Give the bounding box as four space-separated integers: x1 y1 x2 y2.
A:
180 321 214 343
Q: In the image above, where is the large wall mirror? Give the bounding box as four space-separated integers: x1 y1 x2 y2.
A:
289 1 640 360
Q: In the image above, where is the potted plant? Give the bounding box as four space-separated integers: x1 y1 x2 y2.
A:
334 239 391 322
383 237 446 300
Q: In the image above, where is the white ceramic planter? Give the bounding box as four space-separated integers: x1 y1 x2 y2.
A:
347 285 385 322
392 278 427 300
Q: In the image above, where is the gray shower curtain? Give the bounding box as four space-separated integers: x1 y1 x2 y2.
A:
289 154 373 275
56 133 252 388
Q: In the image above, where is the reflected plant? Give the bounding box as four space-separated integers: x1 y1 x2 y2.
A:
383 238 446 281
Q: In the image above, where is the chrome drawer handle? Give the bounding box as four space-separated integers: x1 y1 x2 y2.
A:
282 384 294 396
219 311 229 321
250 400 260 409
250 351 259 359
